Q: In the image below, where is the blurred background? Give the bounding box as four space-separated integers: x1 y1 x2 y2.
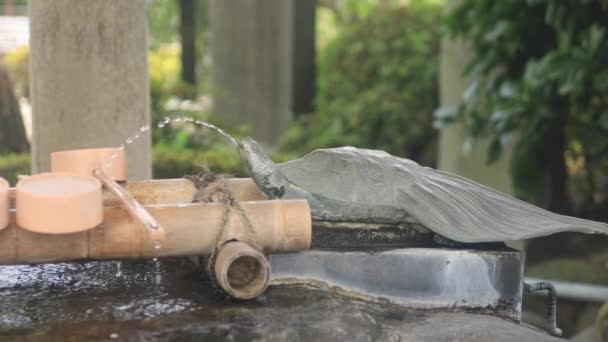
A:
0 0 606 338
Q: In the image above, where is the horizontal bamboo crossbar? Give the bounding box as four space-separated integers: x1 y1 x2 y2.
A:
0 199 311 265
8 178 268 208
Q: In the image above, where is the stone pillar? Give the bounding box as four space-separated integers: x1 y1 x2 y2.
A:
439 2 523 251
209 0 293 145
437 4 513 194
29 0 151 179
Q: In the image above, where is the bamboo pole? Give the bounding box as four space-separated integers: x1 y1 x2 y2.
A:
0 199 311 265
8 178 268 209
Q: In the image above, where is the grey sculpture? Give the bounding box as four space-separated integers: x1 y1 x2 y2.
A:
238 137 608 243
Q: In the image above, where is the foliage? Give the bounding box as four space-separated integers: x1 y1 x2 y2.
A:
0 0 28 16
3 45 29 98
0 145 246 185
151 110 251 178
0 153 30 185
279 1 441 165
316 6 339 50
153 143 245 179
439 0 608 214
148 0 180 49
149 44 182 114
526 257 608 285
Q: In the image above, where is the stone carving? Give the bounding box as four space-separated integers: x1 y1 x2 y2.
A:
238 137 608 243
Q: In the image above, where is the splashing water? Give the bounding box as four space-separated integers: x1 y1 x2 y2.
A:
153 258 161 286
96 116 241 268
152 240 162 258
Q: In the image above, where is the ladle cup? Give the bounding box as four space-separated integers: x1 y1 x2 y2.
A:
16 172 103 234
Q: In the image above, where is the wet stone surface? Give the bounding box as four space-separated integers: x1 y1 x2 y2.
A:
0 258 560 341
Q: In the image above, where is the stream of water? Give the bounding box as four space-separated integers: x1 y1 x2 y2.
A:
102 116 239 171
98 116 242 283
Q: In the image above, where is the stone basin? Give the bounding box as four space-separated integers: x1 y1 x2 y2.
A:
0 258 560 341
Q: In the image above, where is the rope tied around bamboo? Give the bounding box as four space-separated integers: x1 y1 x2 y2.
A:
186 167 270 300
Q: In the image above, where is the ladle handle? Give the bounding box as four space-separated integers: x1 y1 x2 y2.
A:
93 169 165 240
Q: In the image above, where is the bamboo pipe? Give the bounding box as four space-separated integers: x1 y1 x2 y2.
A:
214 241 271 300
103 178 269 205
8 178 268 209
0 199 311 265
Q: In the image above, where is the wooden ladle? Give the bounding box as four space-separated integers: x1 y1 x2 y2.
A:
51 148 165 241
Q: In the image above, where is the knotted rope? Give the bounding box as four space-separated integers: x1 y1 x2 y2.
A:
185 166 263 292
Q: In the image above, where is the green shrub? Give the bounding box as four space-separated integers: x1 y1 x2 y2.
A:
441 0 608 215
0 153 30 185
0 148 245 186
279 1 441 165
151 110 251 177
3 45 29 98
153 144 245 179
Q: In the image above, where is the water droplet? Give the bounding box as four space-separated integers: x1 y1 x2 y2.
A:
115 261 122 277
190 119 239 146
154 258 161 285
153 240 162 251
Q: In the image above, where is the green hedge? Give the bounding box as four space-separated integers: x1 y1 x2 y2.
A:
279 1 441 165
152 145 246 179
0 147 246 185
0 153 30 185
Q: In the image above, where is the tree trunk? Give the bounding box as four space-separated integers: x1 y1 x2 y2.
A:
179 0 197 92
209 0 316 142
541 109 571 214
29 0 152 179
291 0 316 116
0 63 29 154
209 0 293 144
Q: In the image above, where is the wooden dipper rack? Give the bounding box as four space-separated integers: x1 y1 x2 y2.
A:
2 178 310 263
2 178 311 300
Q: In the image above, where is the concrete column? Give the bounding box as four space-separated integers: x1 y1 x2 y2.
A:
437 4 512 194
439 2 524 251
209 0 293 145
29 0 151 179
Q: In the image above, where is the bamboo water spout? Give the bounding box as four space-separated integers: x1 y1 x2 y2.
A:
214 241 271 299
